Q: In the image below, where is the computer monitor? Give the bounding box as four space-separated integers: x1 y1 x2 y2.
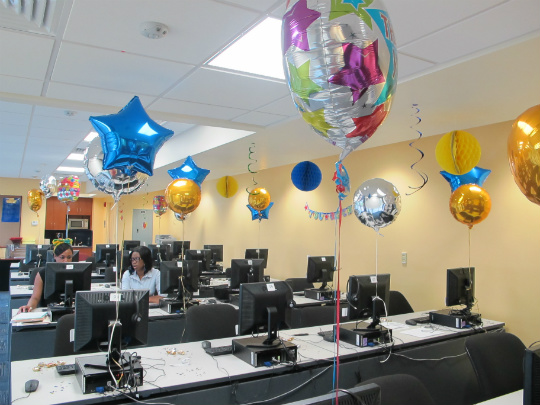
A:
283 383 381 405
446 267 475 311
237 280 294 346
122 240 140 251
245 248 268 269
159 260 200 301
306 256 335 290
204 244 224 266
95 244 119 267
169 240 191 260
347 274 391 326
25 245 51 267
185 249 212 273
74 289 149 364
116 250 131 272
43 261 93 307
229 258 265 289
524 343 540 405
148 244 171 265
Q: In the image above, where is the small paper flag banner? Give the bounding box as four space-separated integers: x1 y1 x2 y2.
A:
304 203 353 221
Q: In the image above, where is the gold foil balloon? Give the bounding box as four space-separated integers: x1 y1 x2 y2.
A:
435 130 481 175
248 187 271 211
27 189 44 213
216 176 238 198
165 179 201 215
449 184 492 229
508 104 540 206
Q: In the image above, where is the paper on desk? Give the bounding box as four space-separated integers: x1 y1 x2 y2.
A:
399 327 445 338
11 311 49 323
380 321 410 330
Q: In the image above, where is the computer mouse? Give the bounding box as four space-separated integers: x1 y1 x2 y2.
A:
104 284 110 288
201 340 211 349
207 299 217 304
405 319 417 326
25 379 39 393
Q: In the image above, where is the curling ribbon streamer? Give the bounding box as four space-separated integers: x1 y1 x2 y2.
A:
305 203 353 220
406 104 428 195
246 143 259 194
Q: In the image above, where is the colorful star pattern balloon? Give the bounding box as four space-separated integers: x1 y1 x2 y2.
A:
348 103 388 140
301 109 334 137
167 156 210 187
289 60 322 104
330 0 374 21
89 96 174 177
282 0 321 53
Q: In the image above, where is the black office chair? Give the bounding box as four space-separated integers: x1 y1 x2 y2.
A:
53 314 76 356
285 278 314 292
388 290 414 315
103 267 117 283
465 331 526 402
355 374 436 405
182 304 238 343
288 305 345 328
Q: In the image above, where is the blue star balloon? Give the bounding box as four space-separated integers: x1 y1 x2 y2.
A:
89 96 174 177
247 202 274 221
440 166 491 192
168 156 210 187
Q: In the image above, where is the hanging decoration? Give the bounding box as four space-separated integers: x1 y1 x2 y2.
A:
332 161 350 200
57 176 80 204
89 96 174 177
246 143 259 194
406 104 428 195
165 179 201 215
282 0 397 161
39 175 57 199
247 202 274 221
291 161 322 191
27 189 44 214
304 203 353 221
449 184 492 229
440 167 491 193
167 156 210 187
248 187 271 211
216 176 239 198
153 195 167 217
435 130 481 175
353 178 401 232
507 104 540 206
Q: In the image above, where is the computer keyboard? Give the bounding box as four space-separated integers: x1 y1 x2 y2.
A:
204 345 233 356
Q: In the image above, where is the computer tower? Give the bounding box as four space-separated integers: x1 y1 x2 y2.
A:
524 343 540 405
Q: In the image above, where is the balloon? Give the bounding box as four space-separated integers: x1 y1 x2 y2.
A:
39 175 56 199
174 212 189 221
84 138 148 202
291 161 322 191
508 104 540 206
27 189 43 213
435 130 481 175
449 184 491 229
282 0 397 161
247 202 274 221
153 195 167 217
248 187 271 211
353 178 401 231
216 176 238 198
89 96 174 176
168 156 210 187
165 179 201 215
57 176 80 203
440 167 491 192
332 161 350 200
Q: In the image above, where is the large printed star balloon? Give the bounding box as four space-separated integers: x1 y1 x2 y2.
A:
282 0 320 53
89 96 174 177
168 156 210 187
247 202 274 221
289 60 322 104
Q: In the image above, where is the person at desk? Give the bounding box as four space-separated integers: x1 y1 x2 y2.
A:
121 246 163 304
17 242 74 313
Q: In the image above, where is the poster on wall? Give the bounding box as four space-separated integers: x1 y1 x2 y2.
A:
2 197 21 222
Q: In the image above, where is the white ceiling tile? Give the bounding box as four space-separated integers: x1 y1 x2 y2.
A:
151 98 249 121
257 95 298 116
232 110 288 126
0 29 54 78
0 100 32 114
396 53 436 81
0 75 44 96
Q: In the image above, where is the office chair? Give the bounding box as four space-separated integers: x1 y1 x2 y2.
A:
182 304 238 343
388 290 414 315
465 331 526 402
103 267 117 283
355 374 436 405
53 314 76 356
288 305 345 328
285 278 314 292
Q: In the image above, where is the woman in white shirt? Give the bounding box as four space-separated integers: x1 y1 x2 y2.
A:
121 245 162 304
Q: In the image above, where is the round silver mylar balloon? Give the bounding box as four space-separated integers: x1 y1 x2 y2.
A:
39 175 57 199
84 138 148 201
353 178 401 231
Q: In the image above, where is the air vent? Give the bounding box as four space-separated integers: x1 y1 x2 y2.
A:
0 0 61 34
74 148 86 154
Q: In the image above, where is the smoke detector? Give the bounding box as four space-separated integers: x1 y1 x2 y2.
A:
140 21 169 39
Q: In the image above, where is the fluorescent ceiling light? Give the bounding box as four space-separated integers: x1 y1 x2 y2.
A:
57 166 85 173
208 17 285 80
84 131 99 142
67 153 84 161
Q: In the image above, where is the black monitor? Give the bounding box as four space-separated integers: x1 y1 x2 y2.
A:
74 289 149 364
148 244 171 265
446 267 475 311
524 343 540 405
230 258 265 289
95 244 119 267
116 250 131 272
284 384 381 405
347 273 391 327
306 256 335 290
238 280 294 346
245 248 268 269
43 262 93 307
169 241 191 260
25 245 51 267
159 260 199 301
185 249 212 273
122 240 140 251
204 244 224 266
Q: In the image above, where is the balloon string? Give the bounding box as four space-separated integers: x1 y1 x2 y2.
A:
334 199 342 398
246 143 259 194
406 104 428 195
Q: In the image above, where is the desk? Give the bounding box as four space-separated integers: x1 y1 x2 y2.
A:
476 390 523 404
10 312 504 405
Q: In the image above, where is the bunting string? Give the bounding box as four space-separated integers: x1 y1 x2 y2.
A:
304 203 353 220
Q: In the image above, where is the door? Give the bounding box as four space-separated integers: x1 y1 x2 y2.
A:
132 209 153 246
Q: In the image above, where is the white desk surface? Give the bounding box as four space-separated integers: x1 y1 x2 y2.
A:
10 282 117 298
10 311 505 405
475 390 522 404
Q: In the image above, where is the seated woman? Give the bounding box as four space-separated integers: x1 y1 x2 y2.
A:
18 242 73 313
121 246 163 304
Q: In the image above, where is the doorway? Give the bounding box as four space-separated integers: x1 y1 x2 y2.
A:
132 209 153 246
